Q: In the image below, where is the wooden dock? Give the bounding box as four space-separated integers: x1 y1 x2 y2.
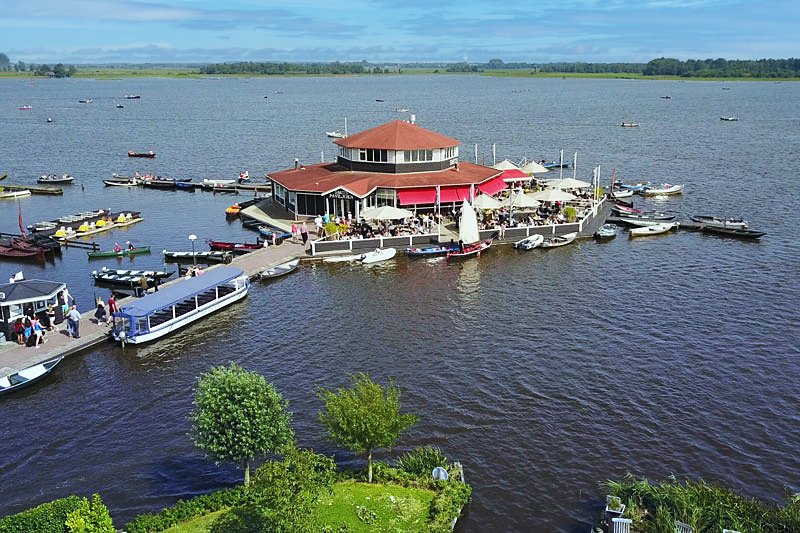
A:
0 238 310 377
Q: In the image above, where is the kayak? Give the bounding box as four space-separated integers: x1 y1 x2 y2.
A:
87 246 151 259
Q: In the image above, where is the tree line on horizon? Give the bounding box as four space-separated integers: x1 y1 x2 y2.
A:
3 51 799 78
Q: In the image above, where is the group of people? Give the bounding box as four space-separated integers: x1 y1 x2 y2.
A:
113 241 136 252
312 212 444 241
183 265 205 278
13 314 49 348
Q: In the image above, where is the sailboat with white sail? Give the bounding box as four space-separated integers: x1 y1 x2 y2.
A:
446 200 493 259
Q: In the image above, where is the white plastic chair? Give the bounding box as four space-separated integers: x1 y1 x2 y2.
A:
675 521 693 533
611 517 632 533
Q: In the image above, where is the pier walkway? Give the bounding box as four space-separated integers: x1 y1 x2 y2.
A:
0 238 309 375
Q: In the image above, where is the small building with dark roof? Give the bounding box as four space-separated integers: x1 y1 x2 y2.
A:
0 279 66 340
266 119 507 219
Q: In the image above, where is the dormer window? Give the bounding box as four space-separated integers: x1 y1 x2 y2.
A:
359 148 388 162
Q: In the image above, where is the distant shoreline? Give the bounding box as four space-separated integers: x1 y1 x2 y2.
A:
0 68 797 82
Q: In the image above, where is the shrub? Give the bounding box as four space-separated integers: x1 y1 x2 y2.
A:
125 486 250 533
65 494 114 533
563 206 577 222
396 446 449 477
0 495 82 533
426 478 472 532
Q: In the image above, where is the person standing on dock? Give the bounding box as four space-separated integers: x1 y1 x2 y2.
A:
300 222 309 244
108 293 118 315
67 305 81 338
291 222 298 243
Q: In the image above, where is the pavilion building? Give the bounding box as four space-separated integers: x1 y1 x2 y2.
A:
266 119 507 219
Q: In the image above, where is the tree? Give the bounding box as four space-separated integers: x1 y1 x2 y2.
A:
189 362 294 487
317 373 418 482
65 493 115 533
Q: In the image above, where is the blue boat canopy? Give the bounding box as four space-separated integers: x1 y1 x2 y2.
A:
118 267 245 318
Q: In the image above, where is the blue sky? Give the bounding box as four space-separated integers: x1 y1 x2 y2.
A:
1 0 797 64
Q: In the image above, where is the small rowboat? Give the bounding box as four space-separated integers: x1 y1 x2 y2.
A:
539 232 577 248
700 226 765 239
513 234 544 250
406 243 459 256
128 150 156 158
690 215 748 230
630 222 678 237
360 247 397 264
87 246 151 259
104 179 138 187
208 240 265 253
640 183 684 196
0 358 63 396
259 258 300 280
163 250 232 264
38 174 74 184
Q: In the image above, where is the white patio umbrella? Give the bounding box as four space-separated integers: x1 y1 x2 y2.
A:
503 192 541 209
520 161 549 174
472 194 503 210
547 177 591 189
529 188 576 202
492 159 520 170
360 205 414 220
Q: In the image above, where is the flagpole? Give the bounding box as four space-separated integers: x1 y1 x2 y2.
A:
559 149 564 180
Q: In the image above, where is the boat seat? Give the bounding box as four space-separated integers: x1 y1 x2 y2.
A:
611 518 631 533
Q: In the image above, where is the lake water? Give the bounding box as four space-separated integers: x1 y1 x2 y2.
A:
1 75 799 532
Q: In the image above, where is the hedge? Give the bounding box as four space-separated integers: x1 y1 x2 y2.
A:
125 486 249 533
0 495 82 533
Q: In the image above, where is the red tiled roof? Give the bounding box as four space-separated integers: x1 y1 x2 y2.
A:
335 120 460 150
268 162 500 198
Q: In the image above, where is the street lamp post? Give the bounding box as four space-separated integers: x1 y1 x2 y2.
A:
188 234 197 266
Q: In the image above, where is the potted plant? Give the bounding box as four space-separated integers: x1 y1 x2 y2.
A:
605 495 625 520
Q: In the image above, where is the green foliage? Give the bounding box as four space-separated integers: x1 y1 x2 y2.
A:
125 486 250 533
605 473 800 533
0 494 82 533
64 494 114 533
396 446 449 477
426 478 472 533
188 362 293 486
317 373 419 483
248 444 336 532
563 206 577 222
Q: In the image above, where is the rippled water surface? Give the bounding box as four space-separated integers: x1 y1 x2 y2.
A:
1 76 799 532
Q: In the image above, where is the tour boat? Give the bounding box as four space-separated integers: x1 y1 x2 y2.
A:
111 266 250 345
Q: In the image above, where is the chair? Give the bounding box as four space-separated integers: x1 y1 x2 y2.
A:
675 521 693 533
611 517 632 533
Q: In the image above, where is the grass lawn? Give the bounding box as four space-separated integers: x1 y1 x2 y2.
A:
154 481 436 533
314 480 436 532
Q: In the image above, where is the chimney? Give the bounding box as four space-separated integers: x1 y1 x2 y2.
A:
294 158 299 169
410 114 416 124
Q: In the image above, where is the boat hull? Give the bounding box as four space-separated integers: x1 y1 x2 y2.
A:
88 247 151 259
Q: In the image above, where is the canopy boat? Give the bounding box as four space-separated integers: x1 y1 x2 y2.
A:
111 266 249 345
208 240 265 253
690 215 748 230
88 246 151 259
0 189 31 199
360 247 397 264
406 243 459 256
38 174 74 184
513 233 544 250
640 183 684 196
259 258 300 280
630 222 678 237
0 357 63 396
700 226 765 239
447 200 493 259
539 232 578 248
163 250 232 264
128 150 156 158
593 224 618 240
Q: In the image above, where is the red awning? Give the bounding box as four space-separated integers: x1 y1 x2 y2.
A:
501 168 529 181
478 177 508 196
439 186 472 203
398 188 436 205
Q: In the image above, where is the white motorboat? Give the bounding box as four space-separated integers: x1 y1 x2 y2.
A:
360 247 396 264
326 130 346 138
539 232 577 248
630 222 678 237
513 234 544 250
639 183 684 196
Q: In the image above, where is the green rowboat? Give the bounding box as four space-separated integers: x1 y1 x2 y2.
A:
87 246 151 259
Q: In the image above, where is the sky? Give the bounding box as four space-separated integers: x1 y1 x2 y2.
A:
1 0 797 65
